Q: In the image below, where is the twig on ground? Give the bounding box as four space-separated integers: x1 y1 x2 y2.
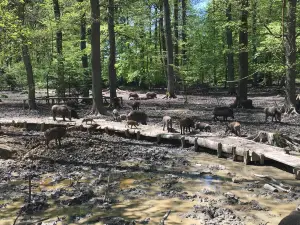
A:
160 210 171 225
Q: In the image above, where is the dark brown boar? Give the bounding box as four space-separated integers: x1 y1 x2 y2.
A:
128 92 139 99
44 126 67 147
52 105 71 121
264 107 282 122
195 122 211 132
213 107 234 121
146 92 157 99
127 111 147 125
132 101 140 110
225 122 241 136
162 116 172 132
278 210 300 225
180 117 195 134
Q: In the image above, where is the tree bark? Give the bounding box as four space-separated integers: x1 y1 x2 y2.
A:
285 0 297 107
251 0 258 86
78 0 90 99
108 0 117 102
163 0 175 97
18 1 36 109
226 2 235 94
52 0 65 97
22 45 36 110
181 0 187 65
238 0 248 101
159 0 167 80
90 0 105 114
173 0 179 81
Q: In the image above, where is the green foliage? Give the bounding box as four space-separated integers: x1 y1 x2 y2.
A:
0 0 299 91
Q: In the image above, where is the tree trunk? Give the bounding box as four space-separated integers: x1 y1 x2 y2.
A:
212 0 217 86
78 0 90 99
90 0 105 114
22 45 36 109
238 0 248 102
159 0 167 80
108 0 117 103
226 2 235 94
181 0 187 65
52 0 64 97
285 0 297 107
174 0 179 81
251 0 258 86
163 0 175 98
18 2 36 109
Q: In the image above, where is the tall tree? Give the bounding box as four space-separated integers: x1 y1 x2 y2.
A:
159 0 167 79
238 0 248 101
163 0 175 97
226 1 235 94
251 0 258 86
52 0 64 97
90 0 105 114
18 1 36 109
284 0 297 108
173 0 179 81
78 0 90 98
181 0 187 65
108 0 117 103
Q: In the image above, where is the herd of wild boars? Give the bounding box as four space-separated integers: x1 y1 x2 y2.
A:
43 91 286 147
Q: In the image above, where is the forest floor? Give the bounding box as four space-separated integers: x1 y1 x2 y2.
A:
0 87 300 225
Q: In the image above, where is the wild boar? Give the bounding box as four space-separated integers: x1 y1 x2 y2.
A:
264 107 282 122
132 101 140 110
127 111 147 125
195 122 211 132
213 107 234 121
125 120 139 129
44 126 67 147
128 92 139 99
225 122 241 136
180 117 195 135
112 109 119 121
278 210 300 225
146 92 157 99
119 114 127 121
52 105 79 121
162 116 172 132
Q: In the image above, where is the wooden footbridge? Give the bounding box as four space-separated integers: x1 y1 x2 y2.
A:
1 117 300 179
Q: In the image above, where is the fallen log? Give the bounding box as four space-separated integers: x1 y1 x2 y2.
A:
263 184 278 192
253 174 291 190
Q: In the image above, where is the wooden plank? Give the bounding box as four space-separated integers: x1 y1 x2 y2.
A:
1 117 300 173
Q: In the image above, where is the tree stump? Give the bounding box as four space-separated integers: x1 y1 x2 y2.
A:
157 134 161 144
244 150 250 165
194 138 198 151
181 137 185 148
217 143 222 158
136 131 141 140
232 146 237 161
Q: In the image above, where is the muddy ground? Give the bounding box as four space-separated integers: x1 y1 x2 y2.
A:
0 88 300 225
